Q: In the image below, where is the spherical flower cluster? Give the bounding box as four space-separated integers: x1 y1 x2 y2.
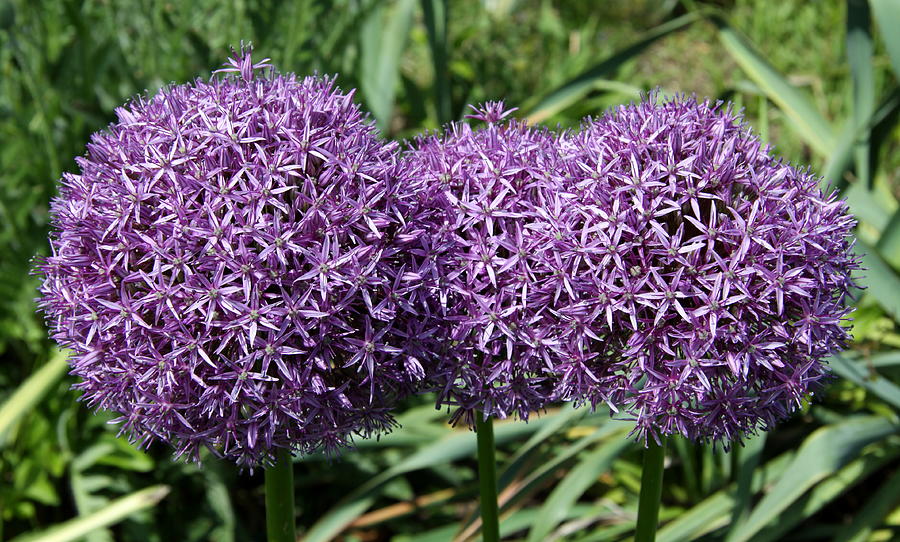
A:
37 49 439 466
405 103 572 425
555 95 859 443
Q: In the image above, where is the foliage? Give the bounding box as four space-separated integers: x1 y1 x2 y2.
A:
2 0 900 540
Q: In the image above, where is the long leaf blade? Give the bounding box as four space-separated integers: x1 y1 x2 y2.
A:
0 348 69 448
656 453 794 542
832 465 900 542
876 208 900 269
823 87 900 194
421 0 451 124
847 0 874 187
525 12 700 124
525 434 630 542
857 242 900 323
726 416 898 542
870 0 900 81
10 485 170 542
724 432 767 542
713 16 835 155
302 413 564 542
752 446 899 542
829 353 900 410
359 0 416 131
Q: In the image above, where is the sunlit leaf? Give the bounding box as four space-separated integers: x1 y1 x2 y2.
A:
830 353 900 411
525 433 630 542
751 444 899 542
712 16 834 155
525 12 701 124
726 416 898 542
657 453 794 542
870 0 900 81
847 0 875 187
9 485 170 542
359 0 416 131
302 413 566 542
857 242 900 323
0 349 68 448
421 0 451 124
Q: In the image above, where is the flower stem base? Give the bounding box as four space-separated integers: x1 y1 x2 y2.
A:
635 436 667 542
476 413 500 542
265 448 297 542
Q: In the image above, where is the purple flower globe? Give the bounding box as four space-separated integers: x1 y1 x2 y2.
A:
405 103 572 425
556 95 859 444
36 49 437 466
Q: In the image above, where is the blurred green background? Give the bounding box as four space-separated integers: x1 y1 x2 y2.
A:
3 0 900 540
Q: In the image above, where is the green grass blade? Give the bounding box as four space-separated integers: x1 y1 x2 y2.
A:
857 242 900 323
821 121 858 193
868 351 900 367
302 414 563 542
359 0 416 131
403 504 606 542
823 87 900 194
831 463 900 542
847 0 875 118
656 452 794 542
671 436 700 503
876 208 900 269
202 461 236 542
524 12 701 124
662 436 893 542
421 0 451 124
498 421 631 517
870 0 900 81
868 86 900 200
9 485 170 542
497 404 585 489
844 182 893 232
571 509 684 542
699 441 719 495
847 0 875 188
525 431 630 542
712 15 835 155
726 416 899 542
725 432 767 542
301 497 377 542
752 444 899 542
0 349 69 448
829 353 900 410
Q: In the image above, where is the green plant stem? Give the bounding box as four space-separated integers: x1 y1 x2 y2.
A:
476 413 500 542
635 436 667 542
265 448 296 542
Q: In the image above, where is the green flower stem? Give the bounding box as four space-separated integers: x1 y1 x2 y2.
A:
475 413 500 542
265 448 297 542
635 436 667 542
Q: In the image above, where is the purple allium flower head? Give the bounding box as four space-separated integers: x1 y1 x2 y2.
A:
36 48 438 466
406 102 572 425
557 94 859 444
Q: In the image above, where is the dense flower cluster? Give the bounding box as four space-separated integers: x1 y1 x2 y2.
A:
405 103 572 425
39 42 860 457
37 50 439 465
555 95 859 443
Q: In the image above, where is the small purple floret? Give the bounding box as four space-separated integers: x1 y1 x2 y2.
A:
556 95 860 444
36 49 437 466
406 102 571 425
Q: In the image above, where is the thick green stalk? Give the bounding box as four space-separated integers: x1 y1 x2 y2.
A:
476 413 500 542
635 436 667 542
265 448 297 542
